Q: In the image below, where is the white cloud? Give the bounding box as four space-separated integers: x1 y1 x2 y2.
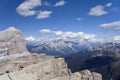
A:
39 29 52 33
36 11 52 19
25 36 45 42
16 0 41 16
89 3 112 16
39 29 103 43
16 0 65 19
89 5 108 16
54 31 63 36
54 0 65 7
25 36 36 41
77 17 83 21
113 36 120 41
105 3 112 7
43 0 66 7
99 21 120 30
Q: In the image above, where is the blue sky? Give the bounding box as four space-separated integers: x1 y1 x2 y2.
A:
0 0 120 42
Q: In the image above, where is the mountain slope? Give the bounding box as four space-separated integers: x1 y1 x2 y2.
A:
65 42 120 80
80 56 120 80
0 27 28 60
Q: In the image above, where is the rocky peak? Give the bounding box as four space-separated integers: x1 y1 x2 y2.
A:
6 27 19 31
0 27 28 58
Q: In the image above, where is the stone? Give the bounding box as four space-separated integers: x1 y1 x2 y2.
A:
0 55 102 80
0 27 27 57
80 69 92 75
51 70 102 80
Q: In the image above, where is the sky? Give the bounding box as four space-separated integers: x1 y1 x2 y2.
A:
0 0 120 42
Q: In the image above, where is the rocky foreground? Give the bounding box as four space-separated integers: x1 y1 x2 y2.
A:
0 27 102 80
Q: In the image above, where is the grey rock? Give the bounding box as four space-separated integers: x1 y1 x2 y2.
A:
0 54 102 80
0 27 27 57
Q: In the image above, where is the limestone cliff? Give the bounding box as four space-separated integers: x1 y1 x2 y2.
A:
0 54 102 80
0 27 27 57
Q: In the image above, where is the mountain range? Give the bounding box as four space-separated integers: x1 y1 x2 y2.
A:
26 39 99 57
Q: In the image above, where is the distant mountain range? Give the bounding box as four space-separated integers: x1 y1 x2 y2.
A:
26 39 99 57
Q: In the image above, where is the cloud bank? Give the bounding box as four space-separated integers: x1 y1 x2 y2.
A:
113 36 120 41
39 29 103 43
100 21 120 31
26 29 103 45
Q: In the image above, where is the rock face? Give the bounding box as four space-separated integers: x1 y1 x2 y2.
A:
0 27 102 80
0 54 54 74
52 70 102 80
0 54 102 80
0 27 27 57
22 57 69 80
0 53 69 80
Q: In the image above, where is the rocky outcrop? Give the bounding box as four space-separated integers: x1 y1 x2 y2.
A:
0 54 54 74
0 54 69 80
0 27 27 57
0 54 102 80
52 70 102 80
22 57 68 80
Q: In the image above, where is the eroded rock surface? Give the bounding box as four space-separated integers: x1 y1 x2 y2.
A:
0 54 102 80
0 27 27 57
